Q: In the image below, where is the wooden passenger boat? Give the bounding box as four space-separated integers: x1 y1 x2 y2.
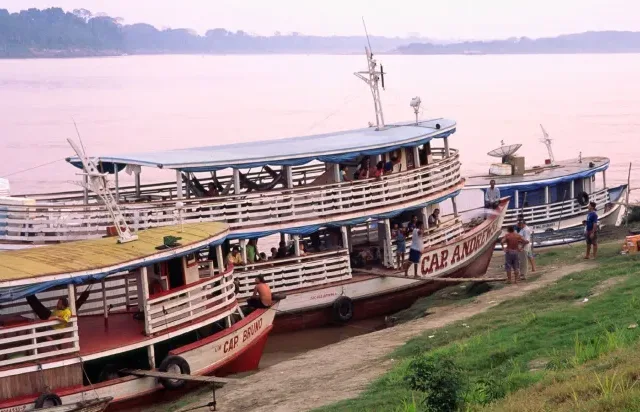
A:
0 222 277 411
464 134 627 247
0 47 505 337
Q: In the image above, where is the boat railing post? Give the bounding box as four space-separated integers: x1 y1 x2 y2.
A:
208 260 214 277
451 196 459 218
544 186 550 220
383 219 392 268
176 170 183 200
102 280 108 325
114 165 120 203
147 344 155 370
140 266 151 336
240 239 247 268
602 170 607 190
293 235 300 257
134 168 141 197
124 274 131 310
514 190 519 209
215 245 224 273
82 174 89 205
444 137 450 158
570 181 575 214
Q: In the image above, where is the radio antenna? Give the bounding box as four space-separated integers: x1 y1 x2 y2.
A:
362 17 373 55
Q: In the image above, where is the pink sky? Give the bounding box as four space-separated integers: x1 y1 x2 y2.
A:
2 0 639 39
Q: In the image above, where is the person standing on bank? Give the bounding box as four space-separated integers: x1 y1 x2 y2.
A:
484 179 501 209
501 226 528 284
585 201 599 259
404 221 424 278
517 220 536 278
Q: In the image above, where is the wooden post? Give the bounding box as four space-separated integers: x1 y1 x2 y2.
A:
625 162 632 226
340 226 349 251
444 137 450 158
140 266 151 336
602 169 607 189
233 169 241 195
514 189 519 209
135 169 141 197
293 235 301 256
82 174 89 205
101 280 108 325
124 274 131 311
114 166 120 202
67 284 77 316
216 245 224 272
176 170 183 200
147 344 155 370
285 166 293 189
240 239 247 264
413 146 421 168
383 219 392 268
451 196 459 218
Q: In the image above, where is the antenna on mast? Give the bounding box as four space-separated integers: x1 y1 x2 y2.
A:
354 18 386 129
68 137 138 244
539 124 555 166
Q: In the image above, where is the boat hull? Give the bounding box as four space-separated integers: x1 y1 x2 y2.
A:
0 306 277 412
272 202 506 333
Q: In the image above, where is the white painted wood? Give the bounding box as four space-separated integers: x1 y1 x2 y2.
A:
216 245 224 272
176 170 183 200
285 166 293 189
115 167 120 202
293 235 300 257
102 279 108 319
514 189 519 208
140 266 151 335
67 283 77 316
147 344 155 369
233 169 241 195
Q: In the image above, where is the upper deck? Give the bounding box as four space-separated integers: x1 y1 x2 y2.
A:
465 156 609 190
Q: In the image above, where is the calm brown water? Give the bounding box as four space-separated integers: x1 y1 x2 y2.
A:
1 54 639 197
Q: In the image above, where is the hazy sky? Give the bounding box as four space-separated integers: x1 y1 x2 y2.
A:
2 0 638 39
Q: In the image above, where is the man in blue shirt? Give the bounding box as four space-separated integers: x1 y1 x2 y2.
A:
585 201 598 259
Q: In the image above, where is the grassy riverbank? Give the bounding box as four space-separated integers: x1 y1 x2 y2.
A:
316 242 640 411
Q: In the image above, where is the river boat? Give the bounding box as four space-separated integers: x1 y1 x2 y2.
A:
0 48 506 334
464 127 627 247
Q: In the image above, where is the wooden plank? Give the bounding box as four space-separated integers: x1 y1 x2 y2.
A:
120 368 237 384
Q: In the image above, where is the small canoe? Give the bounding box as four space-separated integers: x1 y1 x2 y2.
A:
41 397 113 412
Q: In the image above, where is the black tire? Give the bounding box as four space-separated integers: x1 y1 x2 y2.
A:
332 296 354 323
34 393 62 409
576 191 590 206
158 355 191 390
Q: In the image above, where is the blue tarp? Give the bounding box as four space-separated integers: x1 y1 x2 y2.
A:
0 189 459 303
67 119 456 172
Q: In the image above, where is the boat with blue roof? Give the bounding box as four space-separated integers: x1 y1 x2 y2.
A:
0 48 507 334
464 127 627 247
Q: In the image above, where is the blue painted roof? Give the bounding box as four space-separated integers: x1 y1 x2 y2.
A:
67 118 456 172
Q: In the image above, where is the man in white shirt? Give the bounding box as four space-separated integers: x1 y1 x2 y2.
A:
403 221 424 278
517 220 536 278
484 180 501 209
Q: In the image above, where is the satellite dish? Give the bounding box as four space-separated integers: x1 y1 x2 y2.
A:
487 142 522 158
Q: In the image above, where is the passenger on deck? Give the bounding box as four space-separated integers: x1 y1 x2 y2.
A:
407 215 419 232
276 241 288 258
299 242 307 256
270 247 278 260
374 161 385 179
384 156 400 174
49 298 71 330
428 209 441 228
484 180 501 209
246 239 258 263
205 183 219 197
392 223 406 270
339 164 351 182
355 157 371 180
259 252 268 261
247 275 272 309
226 246 244 268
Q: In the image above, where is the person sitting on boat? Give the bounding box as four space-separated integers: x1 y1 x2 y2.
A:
276 241 288 258
484 179 501 209
226 246 244 268
205 183 219 197
355 156 372 180
374 161 385 179
404 221 424 277
339 164 351 182
392 223 406 270
247 275 272 309
259 252 268 261
49 298 71 329
585 201 599 259
246 239 259 263
384 156 401 174
270 247 278 260
428 209 441 228
299 242 307 256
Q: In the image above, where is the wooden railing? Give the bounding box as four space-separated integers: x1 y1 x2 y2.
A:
145 269 236 335
503 188 610 226
0 318 79 367
0 273 138 318
0 150 461 243
234 250 352 298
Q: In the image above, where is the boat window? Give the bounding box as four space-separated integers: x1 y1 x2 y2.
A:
549 181 572 203
517 188 546 207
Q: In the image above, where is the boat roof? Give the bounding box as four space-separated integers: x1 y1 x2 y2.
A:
66 118 456 173
465 157 609 190
0 222 228 288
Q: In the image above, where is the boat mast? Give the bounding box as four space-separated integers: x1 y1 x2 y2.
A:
539 124 555 166
68 138 138 244
354 20 385 129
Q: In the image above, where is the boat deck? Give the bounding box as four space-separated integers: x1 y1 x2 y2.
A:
465 156 609 189
78 313 146 357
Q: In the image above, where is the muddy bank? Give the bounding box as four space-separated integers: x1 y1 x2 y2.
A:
171 261 593 412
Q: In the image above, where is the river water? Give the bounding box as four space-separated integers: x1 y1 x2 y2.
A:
1 54 639 196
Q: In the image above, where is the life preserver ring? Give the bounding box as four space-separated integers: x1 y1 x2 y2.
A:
576 191 590 206
34 392 62 409
158 355 191 390
332 296 354 323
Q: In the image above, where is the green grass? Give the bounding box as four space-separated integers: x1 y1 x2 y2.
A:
315 243 640 412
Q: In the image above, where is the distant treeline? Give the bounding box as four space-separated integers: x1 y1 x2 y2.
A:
397 31 640 54
0 8 431 58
